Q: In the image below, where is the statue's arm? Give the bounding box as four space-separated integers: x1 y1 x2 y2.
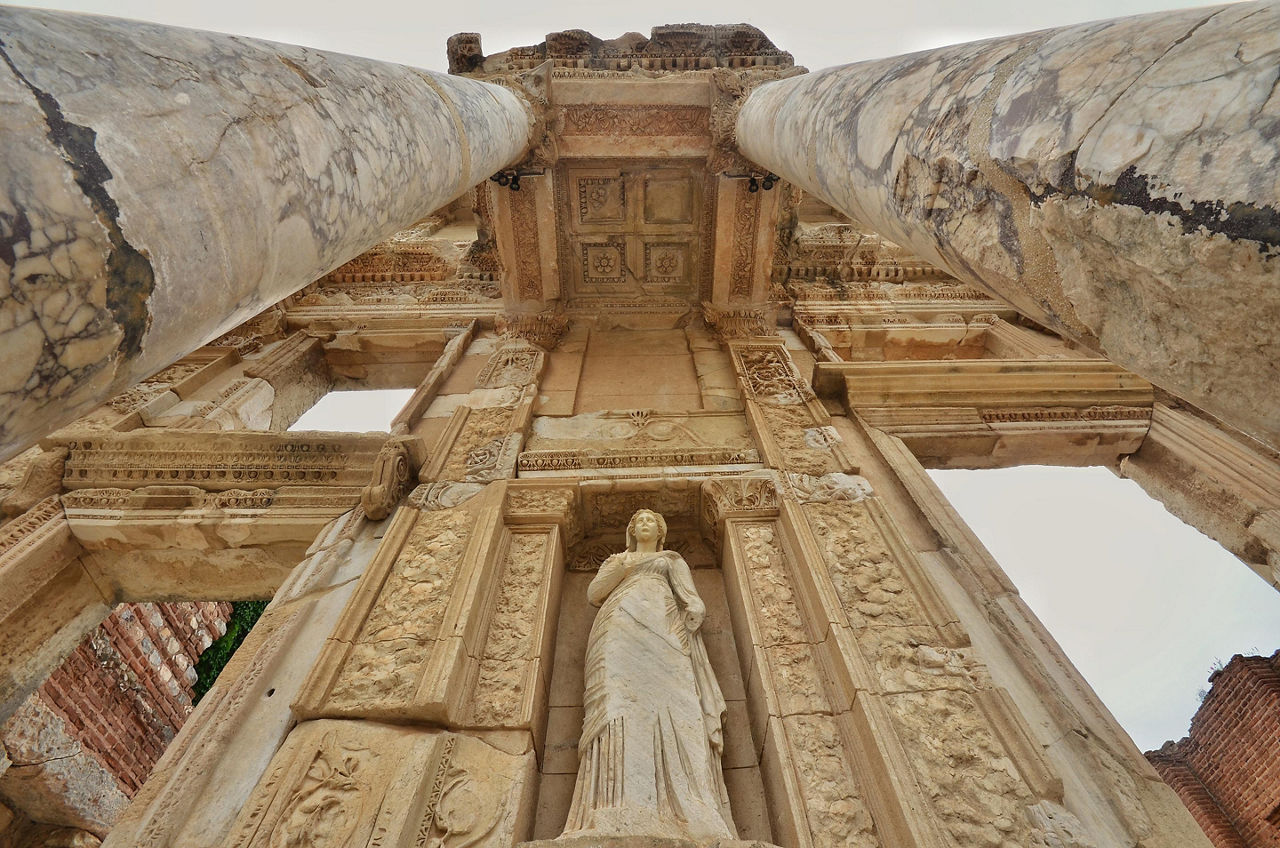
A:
587 554 627 606
667 553 706 631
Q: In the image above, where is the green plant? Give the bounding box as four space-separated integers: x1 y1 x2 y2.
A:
192 600 268 704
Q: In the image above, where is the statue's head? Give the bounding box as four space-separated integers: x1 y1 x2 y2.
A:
625 508 667 552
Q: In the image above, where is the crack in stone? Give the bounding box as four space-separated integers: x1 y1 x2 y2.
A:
0 37 154 362
1049 8 1228 200
1036 165 1280 254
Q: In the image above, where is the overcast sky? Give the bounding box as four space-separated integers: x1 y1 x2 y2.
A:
13 0 1231 72
22 0 1270 752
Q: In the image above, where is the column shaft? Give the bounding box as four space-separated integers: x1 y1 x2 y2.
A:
737 1 1280 449
0 8 531 460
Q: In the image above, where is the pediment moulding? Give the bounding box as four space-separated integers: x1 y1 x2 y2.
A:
52 430 390 492
448 24 796 77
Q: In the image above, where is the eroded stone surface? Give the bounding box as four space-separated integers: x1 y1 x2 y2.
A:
738 1 1280 449
0 7 531 461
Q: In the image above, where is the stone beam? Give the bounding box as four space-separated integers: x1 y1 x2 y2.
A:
0 8 532 461
737 1 1280 449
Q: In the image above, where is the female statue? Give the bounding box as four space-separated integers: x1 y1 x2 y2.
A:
562 509 737 841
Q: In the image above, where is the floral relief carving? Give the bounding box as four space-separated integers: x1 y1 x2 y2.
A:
733 345 814 404
759 406 839 476
884 689 1039 847
510 184 544 302
738 522 807 647
265 732 370 848
730 180 761 299
327 509 471 709
442 408 519 482
803 501 928 627
784 714 882 848
471 533 549 726
560 105 710 136
227 723 532 848
474 341 544 389
784 471 873 504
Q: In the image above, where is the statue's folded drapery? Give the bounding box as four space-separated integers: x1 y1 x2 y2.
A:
563 548 736 840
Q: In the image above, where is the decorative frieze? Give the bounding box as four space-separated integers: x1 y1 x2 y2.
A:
57 431 387 492
496 311 569 350
470 528 562 730
475 340 545 389
559 105 710 136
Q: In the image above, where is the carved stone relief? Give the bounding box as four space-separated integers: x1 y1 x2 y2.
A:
559 105 710 137
475 341 545 389
58 431 387 492
725 520 881 848
560 510 735 841
496 311 569 351
323 507 472 712
556 161 706 306
223 721 535 848
471 529 559 729
359 436 427 521
731 345 814 405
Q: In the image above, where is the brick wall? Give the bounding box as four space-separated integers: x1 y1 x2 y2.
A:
36 601 233 794
1146 651 1280 848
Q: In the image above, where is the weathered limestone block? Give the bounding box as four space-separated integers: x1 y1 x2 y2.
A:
811 358 1153 468
738 1 1280 449
1119 402 1280 589
61 484 362 601
0 696 128 837
225 720 535 848
0 7 532 461
727 341 858 477
294 485 508 723
242 332 333 431
102 515 378 848
468 527 563 736
0 497 109 723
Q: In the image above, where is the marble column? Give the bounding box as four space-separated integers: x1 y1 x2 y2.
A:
0 8 531 461
737 1 1280 450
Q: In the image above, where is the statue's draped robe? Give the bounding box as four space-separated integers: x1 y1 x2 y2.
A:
565 550 736 839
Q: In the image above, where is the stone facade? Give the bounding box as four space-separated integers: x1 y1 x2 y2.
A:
0 601 231 844
0 8 1276 848
1146 652 1280 848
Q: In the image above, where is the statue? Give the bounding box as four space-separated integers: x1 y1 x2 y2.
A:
561 509 737 841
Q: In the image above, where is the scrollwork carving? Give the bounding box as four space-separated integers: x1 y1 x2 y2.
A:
360 437 419 521
495 311 568 350
732 345 814 404
474 341 544 389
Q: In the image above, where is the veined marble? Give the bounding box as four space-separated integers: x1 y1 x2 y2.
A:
0 8 531 461
737 1 1280 449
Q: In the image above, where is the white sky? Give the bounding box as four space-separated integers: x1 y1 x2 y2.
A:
22 0 1269 752
13 0 1230 73
289 388 413 431
929 467 1280 751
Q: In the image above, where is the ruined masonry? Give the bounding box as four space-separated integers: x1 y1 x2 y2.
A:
0 4 1278 847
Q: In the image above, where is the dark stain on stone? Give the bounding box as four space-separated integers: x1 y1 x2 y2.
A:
0 208 32 267
1033 163 1280 254
0 37 154 358
279 56 324 88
